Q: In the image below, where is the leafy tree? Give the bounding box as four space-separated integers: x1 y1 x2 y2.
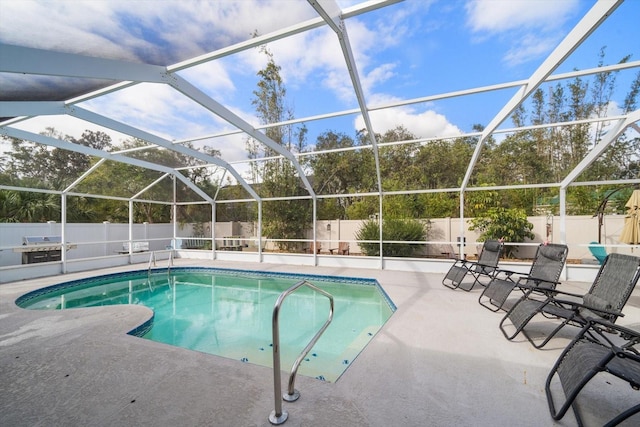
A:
469 207 534 258
503 48 638 187
1 129 113 222
307 131 369 219
0 190 59 222
419 193 459 218
464 187 500 217
216 179 256 222
71 138 221 223
246 46 310 251
417 135 476 189
378 126 421 191
4 129 113 189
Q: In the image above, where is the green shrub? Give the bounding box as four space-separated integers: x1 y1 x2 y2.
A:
469 207 534 258
355 218 427 257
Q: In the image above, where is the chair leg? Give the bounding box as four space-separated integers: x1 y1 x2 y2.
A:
502 301 578 349
442 265 469 290
529 317 575 349
603 403 640 427
457 274 480 292
499 298 547 340
479 278 516 311
545 338 614 424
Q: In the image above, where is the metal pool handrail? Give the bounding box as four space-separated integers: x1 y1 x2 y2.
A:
269 280 334 425
148 251 156 275
148 251 173 277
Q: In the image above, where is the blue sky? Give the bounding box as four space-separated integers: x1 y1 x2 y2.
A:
1 0 639 171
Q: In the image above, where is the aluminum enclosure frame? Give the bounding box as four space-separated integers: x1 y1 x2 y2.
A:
0 0 639 273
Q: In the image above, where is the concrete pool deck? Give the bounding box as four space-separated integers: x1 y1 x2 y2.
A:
1 259 639 426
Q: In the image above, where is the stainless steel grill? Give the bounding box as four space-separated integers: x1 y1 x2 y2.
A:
15 236 76 264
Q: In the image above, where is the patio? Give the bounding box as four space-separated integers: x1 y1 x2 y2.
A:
1 259 638 426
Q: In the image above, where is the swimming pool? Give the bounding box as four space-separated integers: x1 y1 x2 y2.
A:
16 267 396 382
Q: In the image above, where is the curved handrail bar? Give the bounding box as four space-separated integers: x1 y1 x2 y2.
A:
147 251 156 276
285 283 334 400
269 280 334 425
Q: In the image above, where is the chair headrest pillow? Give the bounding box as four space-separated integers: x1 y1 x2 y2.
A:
539 244 566 262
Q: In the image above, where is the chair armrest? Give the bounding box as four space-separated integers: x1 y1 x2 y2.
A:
584 318 640 352
473 263 496 272
512 276 562 292
552 297 624 318
492 268 522 282
495 268 519 276
586 317 640 339
520 285 582 298
511 281 553 293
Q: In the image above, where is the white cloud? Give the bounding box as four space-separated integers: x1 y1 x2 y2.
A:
362 64 398 93
465 0 578 33
465 0 580 66
587 100 635 143
0 1 316 63
236 4 462 140
503 34 560 66
10 115 132 147
254 25 357 105
177 61 237 100
0 0 415 130
7 81 246 150
355 104 462 140
1 1 144 61
249 11 407 105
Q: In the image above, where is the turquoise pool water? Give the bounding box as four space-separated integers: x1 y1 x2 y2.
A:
16 267 395 382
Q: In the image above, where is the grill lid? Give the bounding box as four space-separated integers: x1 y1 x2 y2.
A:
22 236 62 245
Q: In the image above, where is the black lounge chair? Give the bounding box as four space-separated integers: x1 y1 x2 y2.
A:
442 240 504 291
545 318 640 426
499 253 640 349
478 243 568 312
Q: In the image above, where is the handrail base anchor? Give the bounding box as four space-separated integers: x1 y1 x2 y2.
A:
283 389 300 402
269 409 288 425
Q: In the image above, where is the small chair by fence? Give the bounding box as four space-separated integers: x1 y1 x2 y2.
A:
306 242 321 254
330 242 350 255
588 241 607 264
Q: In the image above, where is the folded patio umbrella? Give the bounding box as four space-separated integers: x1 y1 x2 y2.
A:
619 189 640 245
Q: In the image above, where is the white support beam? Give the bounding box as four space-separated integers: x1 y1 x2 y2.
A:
174 59 639 146
167 74 316 197
64 158 108 193
0 1 401 130
0 101 258 200
308 0 342 30
169 0 401 72
68 106 261 201
0 101 66 117
310 0 385 263
308 0 384 197
460 0 623 191
0 44 167 83
560 109 640 188
133 173 171 200
0 126 213 203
